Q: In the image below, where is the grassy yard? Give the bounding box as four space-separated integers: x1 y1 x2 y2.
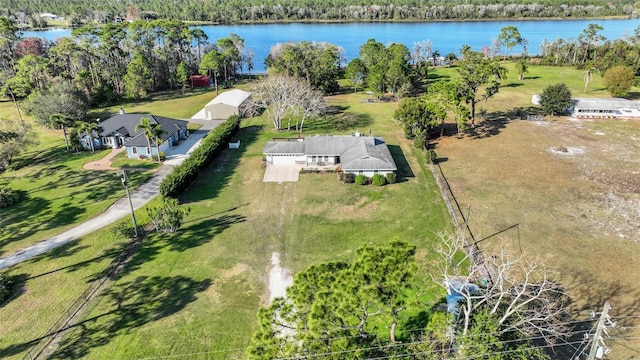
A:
2 63 639 359
0 88 222 255
0 92 453 359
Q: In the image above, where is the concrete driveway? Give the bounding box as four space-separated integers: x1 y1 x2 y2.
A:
263 164 302 183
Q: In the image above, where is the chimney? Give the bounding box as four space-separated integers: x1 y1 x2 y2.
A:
119 108 125 115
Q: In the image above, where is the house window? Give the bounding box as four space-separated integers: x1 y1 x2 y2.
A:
132 147 138 154
102 137 110 145
146 147 151 155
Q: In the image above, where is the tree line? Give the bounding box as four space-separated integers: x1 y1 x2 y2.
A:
1 0 638 25
0 17 251 169
0 17 251 107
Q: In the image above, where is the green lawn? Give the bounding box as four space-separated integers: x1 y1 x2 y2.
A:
0 133 153 255
0 91 452 359
3 64 634 359
0 88 222 255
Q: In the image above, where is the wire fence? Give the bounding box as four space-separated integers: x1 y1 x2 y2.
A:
22 233 144 360
429 161 492 283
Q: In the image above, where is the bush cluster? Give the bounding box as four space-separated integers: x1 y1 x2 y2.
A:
355 174 368 185
342 172 397 185
0 273 13 303
160 115 241 198
386 172 397 184
371 174 387 186
0 186 21 209
342 172 355 183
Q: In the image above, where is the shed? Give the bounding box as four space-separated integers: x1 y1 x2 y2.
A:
189 75 211 87
204 89 251 120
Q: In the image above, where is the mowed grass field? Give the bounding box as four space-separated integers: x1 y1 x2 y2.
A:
2 63 639 358
1 89 451 359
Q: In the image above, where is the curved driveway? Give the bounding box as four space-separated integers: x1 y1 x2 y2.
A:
0 118 224 270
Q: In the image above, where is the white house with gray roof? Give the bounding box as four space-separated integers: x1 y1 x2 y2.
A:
263 135 397 177
82 113 189 159
572 98 640 119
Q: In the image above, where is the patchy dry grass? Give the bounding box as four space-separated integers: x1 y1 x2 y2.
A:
435 116 640 356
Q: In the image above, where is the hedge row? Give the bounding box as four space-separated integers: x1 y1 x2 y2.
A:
160 115 241 198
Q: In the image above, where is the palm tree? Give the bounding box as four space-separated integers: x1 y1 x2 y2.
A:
582 65 594 93
151 124 166 162
134 117 154 159
515 59 529 81
50 114 72 151
77 121 98 152
432 49 440 66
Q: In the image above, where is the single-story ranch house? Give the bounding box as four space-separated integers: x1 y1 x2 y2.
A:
263 135 397 177
572 98 640 119
204 89 251 120
81 113 189 159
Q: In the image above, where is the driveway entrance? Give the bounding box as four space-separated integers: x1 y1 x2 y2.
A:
263 164 302 183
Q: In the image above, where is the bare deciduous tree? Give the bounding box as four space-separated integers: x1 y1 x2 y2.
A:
249 75 326 132
435 233 569 345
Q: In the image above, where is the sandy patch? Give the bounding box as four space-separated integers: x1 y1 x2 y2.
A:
549 146 586 156
268 252 293 302
221 263 251 280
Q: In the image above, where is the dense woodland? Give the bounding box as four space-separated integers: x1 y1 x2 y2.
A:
0 0 639 25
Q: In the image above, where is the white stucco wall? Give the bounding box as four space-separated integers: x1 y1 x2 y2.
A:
344 170 394 177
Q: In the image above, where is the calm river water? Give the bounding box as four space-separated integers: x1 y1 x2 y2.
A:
24 19 640 72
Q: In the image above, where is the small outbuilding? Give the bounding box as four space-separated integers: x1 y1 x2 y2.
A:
189 75 212 88
572 98 640 119
204 89 251 120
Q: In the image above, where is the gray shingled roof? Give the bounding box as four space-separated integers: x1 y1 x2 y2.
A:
263 140 305 154
98 114 188 147
573 98 640 111
264 136 397 171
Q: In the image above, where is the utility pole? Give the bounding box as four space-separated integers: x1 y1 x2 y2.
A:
587 302 611 360
121 170 139 238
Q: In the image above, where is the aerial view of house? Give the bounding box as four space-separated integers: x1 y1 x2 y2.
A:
263 135 397 176
81 112 189 159
572 98 640 119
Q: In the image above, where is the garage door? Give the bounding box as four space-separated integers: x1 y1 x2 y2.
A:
270 155 301 165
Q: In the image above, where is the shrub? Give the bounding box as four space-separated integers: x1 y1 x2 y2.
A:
386 172 397 184
371 173 387 186
426 149 437 164
160 115 241 197
159 151 166 161
0 273 13 303
110 221 136 240
0 187 21 209
355 174 368 185
342 173 355 183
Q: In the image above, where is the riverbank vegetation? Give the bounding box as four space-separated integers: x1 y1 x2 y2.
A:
1 0 639 26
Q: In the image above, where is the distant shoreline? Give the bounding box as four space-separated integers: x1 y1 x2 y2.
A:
19 14 635 31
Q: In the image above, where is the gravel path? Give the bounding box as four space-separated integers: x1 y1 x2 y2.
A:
0 118 221 270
